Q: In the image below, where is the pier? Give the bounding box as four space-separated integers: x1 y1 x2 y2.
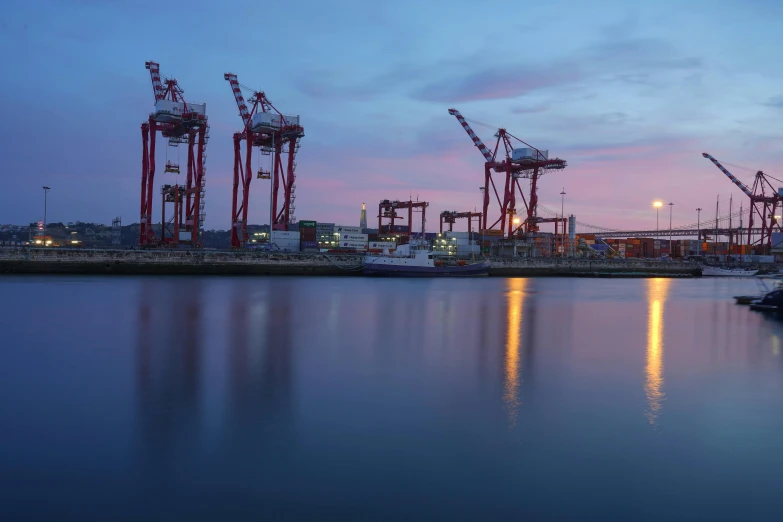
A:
0 247 701 278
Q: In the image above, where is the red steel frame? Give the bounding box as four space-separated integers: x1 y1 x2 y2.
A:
140 61 208 247
439 210 482 234
225 73 304 248
378 199 428 236
448 109 567 238
702 152 783 252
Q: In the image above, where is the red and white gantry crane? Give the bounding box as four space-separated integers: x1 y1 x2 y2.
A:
140 61 209 247
448 109 566 238
702 152 783 252
224 73 304 248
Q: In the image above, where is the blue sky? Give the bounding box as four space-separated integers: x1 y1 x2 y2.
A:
1 0 782 231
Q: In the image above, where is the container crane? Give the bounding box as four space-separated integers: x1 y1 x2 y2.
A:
224 73 304 248
702 152 783 252
448 109 566 238
140 61 209 247
378 199 429 238
439 210 482 234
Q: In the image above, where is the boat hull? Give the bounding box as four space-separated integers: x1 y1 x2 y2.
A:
363 261 491 277
702 267 758 277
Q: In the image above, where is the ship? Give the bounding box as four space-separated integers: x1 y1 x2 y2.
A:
363 244 490 277
701 266 758 277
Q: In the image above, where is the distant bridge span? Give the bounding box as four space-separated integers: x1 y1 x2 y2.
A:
590 228 766 238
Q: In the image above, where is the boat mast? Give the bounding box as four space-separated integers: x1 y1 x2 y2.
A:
714 195 719 259
729 195 733 261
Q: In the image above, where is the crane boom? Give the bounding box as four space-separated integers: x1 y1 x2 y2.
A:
224 73 251 131
145 61 165 101
702 153 753 197
448 108 494 163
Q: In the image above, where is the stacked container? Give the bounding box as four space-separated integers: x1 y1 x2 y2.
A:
298 220 318 252
271 231 300 252
368 241 396 253
339 232 368 251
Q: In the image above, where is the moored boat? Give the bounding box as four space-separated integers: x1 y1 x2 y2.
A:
750 289 783 312
702 266 758 277
363 245 490 277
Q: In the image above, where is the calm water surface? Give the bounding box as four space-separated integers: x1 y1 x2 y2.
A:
1 276 782 521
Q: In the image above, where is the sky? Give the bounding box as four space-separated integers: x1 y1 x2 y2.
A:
1 0 783 233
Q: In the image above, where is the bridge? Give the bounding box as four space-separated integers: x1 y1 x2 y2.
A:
590 228 765 238
536 204 758 238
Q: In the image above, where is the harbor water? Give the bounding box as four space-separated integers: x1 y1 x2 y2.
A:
1 276 782 521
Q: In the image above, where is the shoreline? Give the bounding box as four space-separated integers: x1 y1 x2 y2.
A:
0 248 702 278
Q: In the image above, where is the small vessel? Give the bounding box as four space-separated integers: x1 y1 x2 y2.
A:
702 266 758 277
734 275 783 305
750 289 783 312
363 244 490 277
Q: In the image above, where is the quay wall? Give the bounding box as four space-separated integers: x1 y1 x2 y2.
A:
0 248 701 278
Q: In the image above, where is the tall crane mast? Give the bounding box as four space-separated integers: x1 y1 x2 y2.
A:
139 61 208 247
448 108 566 238
702 152 782 252
224 73 304 248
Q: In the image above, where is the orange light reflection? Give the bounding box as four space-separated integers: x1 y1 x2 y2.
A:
505 278 526 426
645 278 670 427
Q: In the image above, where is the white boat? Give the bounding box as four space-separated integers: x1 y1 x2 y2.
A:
363 244 490 277
702 266 758 277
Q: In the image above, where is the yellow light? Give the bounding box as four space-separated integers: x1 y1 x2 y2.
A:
513 218 520 224
653 201 663 208
71 240 80 244
35 240 42 244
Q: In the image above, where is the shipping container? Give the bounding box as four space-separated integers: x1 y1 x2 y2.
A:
457 245 480 253
271 231 300 240
444 231 470 239
482 229 505 236
300 241 319 249
369 242 396 249
298 220 317 228
340 233 368 241
273 241 300 252
335 225 361 234
341 240 367 249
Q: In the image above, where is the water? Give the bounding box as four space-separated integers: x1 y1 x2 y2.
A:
1 275 782 521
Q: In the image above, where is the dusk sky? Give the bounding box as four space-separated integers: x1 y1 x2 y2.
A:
2 0 782 232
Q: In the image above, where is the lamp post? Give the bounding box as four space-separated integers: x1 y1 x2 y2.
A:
42 186 51 247
479 187 485 255
668 202 674 258
560 187 566 256
512 217 520 257
653 201 663 257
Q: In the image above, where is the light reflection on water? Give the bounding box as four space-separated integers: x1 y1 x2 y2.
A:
645 278 670 427
1 275 783 520
504 278 525 426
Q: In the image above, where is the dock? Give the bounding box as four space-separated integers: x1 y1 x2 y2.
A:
0 248 701 277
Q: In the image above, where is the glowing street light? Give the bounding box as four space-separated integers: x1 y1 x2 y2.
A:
653 201 663 257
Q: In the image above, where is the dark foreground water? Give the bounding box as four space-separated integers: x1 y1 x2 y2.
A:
1 276 782 521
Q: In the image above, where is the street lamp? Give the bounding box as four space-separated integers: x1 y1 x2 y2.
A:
560 188 566 256
668 202 674 258
512 217 521 257
653 201 663 257
42 186 51 247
